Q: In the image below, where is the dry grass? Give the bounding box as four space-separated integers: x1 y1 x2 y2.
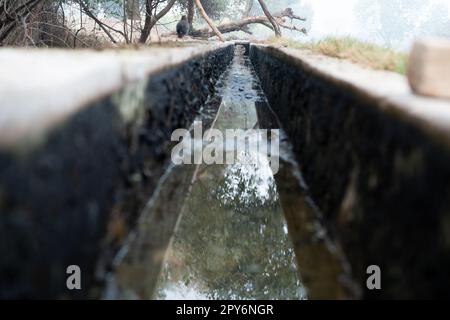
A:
266 36 408 75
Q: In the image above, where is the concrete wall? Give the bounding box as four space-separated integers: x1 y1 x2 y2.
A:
250 44 450 299
0 44 234 299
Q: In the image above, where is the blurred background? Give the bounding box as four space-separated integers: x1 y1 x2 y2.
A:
1 0 449 51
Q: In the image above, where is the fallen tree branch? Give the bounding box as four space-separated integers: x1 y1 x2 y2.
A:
191 16 272 37
190 13 307 38
277 21 307 34
274 8 306 21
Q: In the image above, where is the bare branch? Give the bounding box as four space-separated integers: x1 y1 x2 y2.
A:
77 0 123 44
257 0 281 36
0 0 44 45
194 0 225 42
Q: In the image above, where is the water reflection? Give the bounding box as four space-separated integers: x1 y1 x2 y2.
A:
155 46 305 300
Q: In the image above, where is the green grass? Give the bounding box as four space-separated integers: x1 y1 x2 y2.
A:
265 36 408 75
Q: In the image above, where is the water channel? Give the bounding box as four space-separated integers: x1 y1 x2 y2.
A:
154 45 306 300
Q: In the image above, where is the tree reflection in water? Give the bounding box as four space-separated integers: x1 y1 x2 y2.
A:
156 155 304 300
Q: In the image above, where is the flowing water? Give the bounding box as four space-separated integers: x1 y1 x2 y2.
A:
154 46 306 300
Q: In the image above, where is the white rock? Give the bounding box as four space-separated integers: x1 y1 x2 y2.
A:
408 38 450 99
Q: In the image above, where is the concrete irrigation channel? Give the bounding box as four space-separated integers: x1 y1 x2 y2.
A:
1 42 450 299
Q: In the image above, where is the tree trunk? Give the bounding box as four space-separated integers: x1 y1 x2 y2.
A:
194 0 224 42
187 0 194 30
126 0 141 21
123 0 129 44
140 0 177 44
257 0 281 36
139 0 153 43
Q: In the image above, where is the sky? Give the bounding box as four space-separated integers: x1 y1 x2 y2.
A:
302 0 360 40
295 0 450 50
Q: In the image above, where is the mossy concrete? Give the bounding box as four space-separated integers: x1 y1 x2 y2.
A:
251 44 450 299
0 44 234 299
